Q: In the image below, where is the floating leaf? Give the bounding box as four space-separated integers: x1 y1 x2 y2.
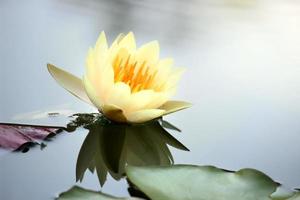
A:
270 186 297 200
285 192 300 200
126 165 279 200
63 165 300 200
56 186 141 200
0 123 62 151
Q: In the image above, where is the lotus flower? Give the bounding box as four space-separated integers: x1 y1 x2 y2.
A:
47 32 190 123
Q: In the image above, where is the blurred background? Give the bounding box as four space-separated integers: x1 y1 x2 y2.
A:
0 0 300 199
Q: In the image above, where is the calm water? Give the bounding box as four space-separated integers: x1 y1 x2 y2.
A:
1 0 300 199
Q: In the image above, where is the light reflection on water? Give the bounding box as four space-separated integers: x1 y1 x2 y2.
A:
1 0 300 199
73 114 188 187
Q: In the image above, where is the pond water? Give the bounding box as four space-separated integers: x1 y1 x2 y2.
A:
1 0 300 199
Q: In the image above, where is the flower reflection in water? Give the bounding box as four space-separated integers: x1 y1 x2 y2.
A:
71 114 189 187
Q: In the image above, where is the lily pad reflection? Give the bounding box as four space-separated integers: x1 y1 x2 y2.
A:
73 114 189 187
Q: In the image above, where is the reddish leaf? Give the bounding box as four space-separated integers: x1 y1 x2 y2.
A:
15 126 60 140
0 123 62 151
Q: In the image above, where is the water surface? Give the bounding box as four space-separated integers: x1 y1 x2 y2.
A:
1 0 300 199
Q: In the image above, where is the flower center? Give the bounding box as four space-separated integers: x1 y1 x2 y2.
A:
112 52 158 93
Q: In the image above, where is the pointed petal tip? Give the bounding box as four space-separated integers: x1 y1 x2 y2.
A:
47 63 61 79
99 31 106 37
127 31 135 37
160 100 192 116
47 63 55 73
118 31 136 50
95 31 108 49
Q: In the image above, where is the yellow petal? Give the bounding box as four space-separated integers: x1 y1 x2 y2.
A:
87 63 114 96
85 47 114 99
137 41 159 63
164 67 185 90
105 82 131 110
47 63 93 105
127 90 157 112
85 48 97 79
143 91 169 109
95 31 108 51
126 109 165 123
107 33 125 61
118 32 136 51
159 58 173 66
159 101 191 116
82 76 103 109
93 32 109 73
151 58 173 90
102 104 127 123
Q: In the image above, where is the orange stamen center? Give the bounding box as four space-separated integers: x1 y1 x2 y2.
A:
113 51 158 93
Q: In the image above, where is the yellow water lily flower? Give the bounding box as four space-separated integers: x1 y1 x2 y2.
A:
47 32 191 123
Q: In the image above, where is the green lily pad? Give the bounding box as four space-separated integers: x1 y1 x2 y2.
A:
56 186 141 200
126 165 279 200
286 192 300 200
270 186 297 200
